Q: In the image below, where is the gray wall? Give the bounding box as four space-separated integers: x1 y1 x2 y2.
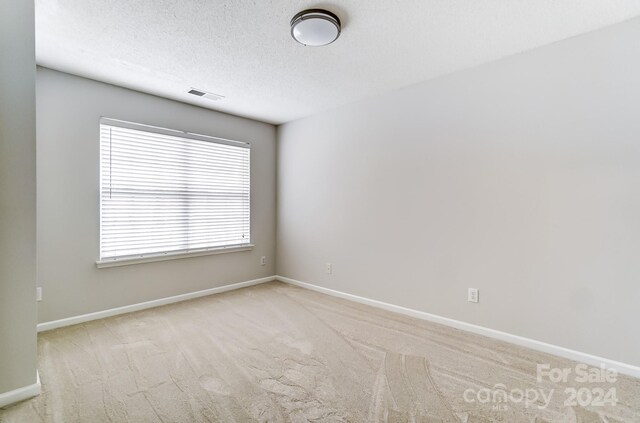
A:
277 18 640 366
37 68 276 323
0 0 38 394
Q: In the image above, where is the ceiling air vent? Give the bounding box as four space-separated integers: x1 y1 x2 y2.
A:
188 88 225 101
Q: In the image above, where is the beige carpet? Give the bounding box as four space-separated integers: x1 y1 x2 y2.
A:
1 281 638 422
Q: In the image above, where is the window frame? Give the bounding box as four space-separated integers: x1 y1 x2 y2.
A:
96 117 252 268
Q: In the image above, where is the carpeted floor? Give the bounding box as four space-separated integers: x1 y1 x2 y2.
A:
1 281 638 422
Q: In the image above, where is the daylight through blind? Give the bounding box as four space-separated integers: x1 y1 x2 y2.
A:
100 119 250 261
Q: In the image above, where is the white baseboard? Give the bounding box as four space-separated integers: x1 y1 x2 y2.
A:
0 372 40 409
276 275 640 379
37 276 276 332
35 274 640 379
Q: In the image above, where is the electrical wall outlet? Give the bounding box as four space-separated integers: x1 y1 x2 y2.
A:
260 256 266 266
36 287 42 302
326 263 332 274
468 288 479 303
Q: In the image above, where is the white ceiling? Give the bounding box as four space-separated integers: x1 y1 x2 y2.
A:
36 1 640 124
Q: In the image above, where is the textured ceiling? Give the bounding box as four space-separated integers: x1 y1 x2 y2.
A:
36 1 640 124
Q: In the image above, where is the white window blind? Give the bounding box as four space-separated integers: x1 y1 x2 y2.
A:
99 118 250 262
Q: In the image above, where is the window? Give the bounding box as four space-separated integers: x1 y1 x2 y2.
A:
98 118 251 265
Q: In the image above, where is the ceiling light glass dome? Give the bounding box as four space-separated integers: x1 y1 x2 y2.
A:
290 9 341 47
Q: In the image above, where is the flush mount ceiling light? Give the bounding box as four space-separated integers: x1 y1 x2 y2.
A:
290 9 341 46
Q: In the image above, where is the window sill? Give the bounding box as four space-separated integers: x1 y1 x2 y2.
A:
96 244 254 268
